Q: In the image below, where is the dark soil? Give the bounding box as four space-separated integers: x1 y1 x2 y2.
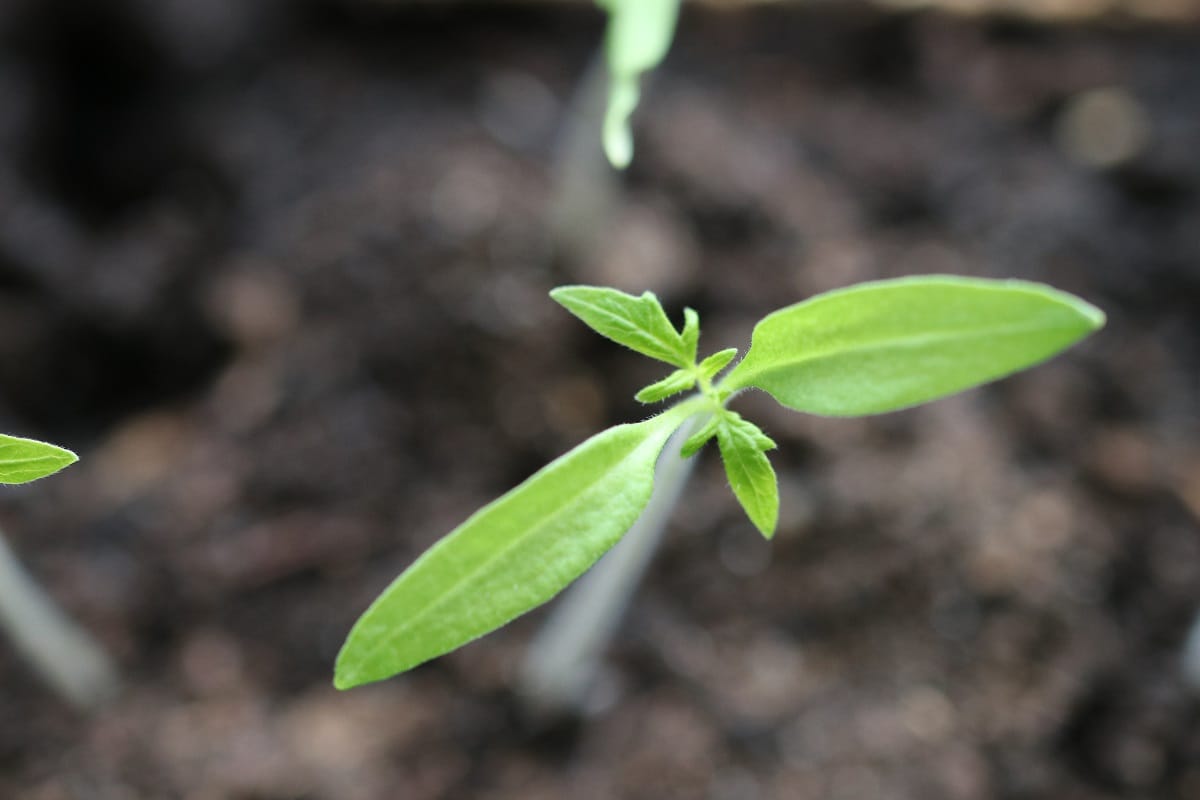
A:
1 2 1198 798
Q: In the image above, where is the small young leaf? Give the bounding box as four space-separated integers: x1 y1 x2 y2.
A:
0 434 78 485
680 413 720 458
597 0 681 168
715 413 779 539
635 368 695 404
551 285 690 367
698 348 738 381
723 275 1105 417
680 307 700 364
334 404 696 689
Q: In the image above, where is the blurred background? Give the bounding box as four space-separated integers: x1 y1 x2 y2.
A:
1 0 1199 797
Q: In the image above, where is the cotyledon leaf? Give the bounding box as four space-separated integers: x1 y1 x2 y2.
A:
0 434 78 485
334 402 698 689
722 275 1105 417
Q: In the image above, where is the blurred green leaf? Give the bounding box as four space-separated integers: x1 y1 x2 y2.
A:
597 0 681 168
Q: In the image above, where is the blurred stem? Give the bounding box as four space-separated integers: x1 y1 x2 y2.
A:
1184 611 1200 693
0 528 118 709
547 46 620 262
518 416 702 715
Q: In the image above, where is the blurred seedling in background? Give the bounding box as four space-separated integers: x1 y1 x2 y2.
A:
0 435 117 708
336 276 1104 690
598 0 680 168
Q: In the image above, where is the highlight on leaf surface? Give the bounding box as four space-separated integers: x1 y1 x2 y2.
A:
0 434 79 485
723 275 1105 417
334 402 697 689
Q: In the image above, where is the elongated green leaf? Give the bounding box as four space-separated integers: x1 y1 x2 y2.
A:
716 412 779 539
335 405 695 689
0 434 78 485
635 368 695 404
551 285 690 367
597 0 681 168
723 276 1105 417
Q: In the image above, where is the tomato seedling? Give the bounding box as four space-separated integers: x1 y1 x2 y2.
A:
335 275 1104 689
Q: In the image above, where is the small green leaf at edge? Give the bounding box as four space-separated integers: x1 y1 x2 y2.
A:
551 285 689 367
715 414 779 539
635 368 696 404
723 275 1106 417
334 403 698 689
0 434 78 485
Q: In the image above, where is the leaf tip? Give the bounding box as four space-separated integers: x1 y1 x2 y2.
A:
754 517 777 540
333 650 371 691
547 285 575 305
1080 301 1107 331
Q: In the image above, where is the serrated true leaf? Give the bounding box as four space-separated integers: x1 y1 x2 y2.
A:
715 412 779 539
334 405 695 689
0 434 78 485
723 275 1105 417
698 348 738 381
635 368 695 404
551 285 690 367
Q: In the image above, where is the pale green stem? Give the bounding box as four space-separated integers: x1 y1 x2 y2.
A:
0 529 118 709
